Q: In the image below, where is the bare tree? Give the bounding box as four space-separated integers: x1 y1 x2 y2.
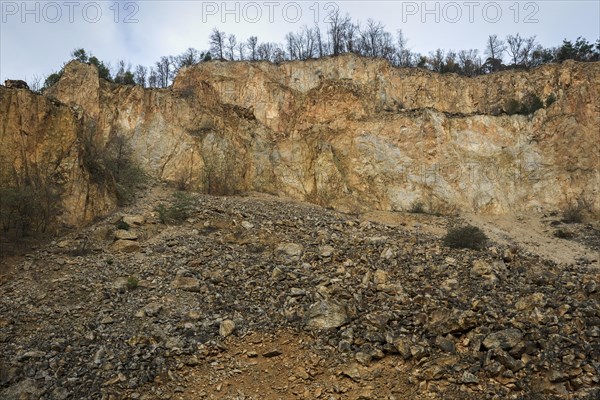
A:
155 56 173 87
395 30 412 67
345 22 359 53
227 34 237 61
285 32 296 60
328 10 352 55
209 28 226 60
506 33 537 66
176 48 200 69
485 34 506 61
428 49 445 72
357 19 394 60
444 50 460 73
148 67 158 88
314 24 325 58
27 74 43 93
237 42 245 60
134 65 147 87
257 42 276 61
458 49 481 76
247 36 258 60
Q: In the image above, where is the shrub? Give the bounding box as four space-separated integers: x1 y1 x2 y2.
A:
554 229 573 239
126 276 139 290
80 130 146 206
155 192 195 224
545 93 556 107
505 99 522 115
443 225 488 249
0 177 61 237
115 220 130 230
409 201 426 214
562 205 584 223
104 135 146 206
504 94 544 115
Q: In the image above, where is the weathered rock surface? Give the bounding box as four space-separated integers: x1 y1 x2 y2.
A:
2 55 593 225
0 85 116 227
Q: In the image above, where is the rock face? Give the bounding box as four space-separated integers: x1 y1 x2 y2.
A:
2 55 599 226
3 80 29 90
0 85 116 227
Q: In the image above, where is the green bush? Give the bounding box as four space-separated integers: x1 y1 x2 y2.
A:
545 93 557 107
443 225 488 249
155 192 195 224
127 276 139 290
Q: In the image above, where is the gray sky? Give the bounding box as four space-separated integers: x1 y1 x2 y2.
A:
1 1 599 83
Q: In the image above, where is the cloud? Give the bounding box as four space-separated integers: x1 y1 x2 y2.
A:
1 1 598 83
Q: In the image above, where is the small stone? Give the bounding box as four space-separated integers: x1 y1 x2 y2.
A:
462 371 479 384
123 215 145 226
186 311 201 320
393 336 413 360
304 300 349 329
483 329 523 350
219 319 236 337
435 336 456 353
184 356 200 366
355 352 372 365
114 229 139 240
548 369 570 383
294 366 310 380
373 269 388 285
143 302 163 317
341 363 362 381
319 245 335 257
51 387 70 400
271 266 284 280
441 278 459 291
380 247 395 260
471 260 497 282
262 349 282 358
276 242 303 262
241 221 254 230
170 276 201 292
111 240 140 253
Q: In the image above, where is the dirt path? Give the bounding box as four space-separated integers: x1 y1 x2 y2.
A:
141 330 420 400
465 213 599 266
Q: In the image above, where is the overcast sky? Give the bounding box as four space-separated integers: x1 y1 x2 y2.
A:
1 1 599 83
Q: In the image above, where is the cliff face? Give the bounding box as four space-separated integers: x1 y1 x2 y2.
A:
0 86 115 228
2 55 598 225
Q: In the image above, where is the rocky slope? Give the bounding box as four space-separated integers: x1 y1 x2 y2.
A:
5 55 592 227
0 187 598 399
